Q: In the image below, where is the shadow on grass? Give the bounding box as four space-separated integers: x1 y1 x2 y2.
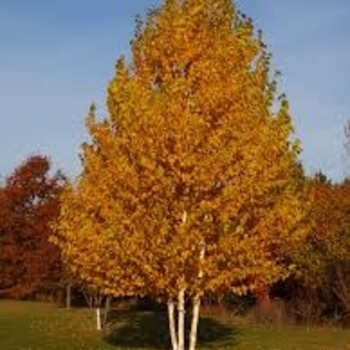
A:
103 310 239 349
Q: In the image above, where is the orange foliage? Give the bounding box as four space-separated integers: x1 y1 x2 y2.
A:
0 155 65 298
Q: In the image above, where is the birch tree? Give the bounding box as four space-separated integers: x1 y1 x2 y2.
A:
53 1 307 348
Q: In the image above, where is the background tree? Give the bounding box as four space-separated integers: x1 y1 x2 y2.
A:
0 155 65 299
54 1 307 349
293 174 350 322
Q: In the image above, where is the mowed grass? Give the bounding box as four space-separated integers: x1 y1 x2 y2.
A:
2 300 350 350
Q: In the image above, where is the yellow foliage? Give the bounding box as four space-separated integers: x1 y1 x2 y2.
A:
52 0 308 301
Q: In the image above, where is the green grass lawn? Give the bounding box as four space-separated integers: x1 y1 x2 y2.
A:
1 299 350 350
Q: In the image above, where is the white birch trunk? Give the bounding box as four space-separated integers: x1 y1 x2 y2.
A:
168 300 178 350
96 307 102 331
189 297 201 350
177 289 186 350
189 242 205 350
174 211 187 350
182 211 187 224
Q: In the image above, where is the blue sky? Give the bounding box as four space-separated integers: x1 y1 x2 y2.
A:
0 1 349 181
